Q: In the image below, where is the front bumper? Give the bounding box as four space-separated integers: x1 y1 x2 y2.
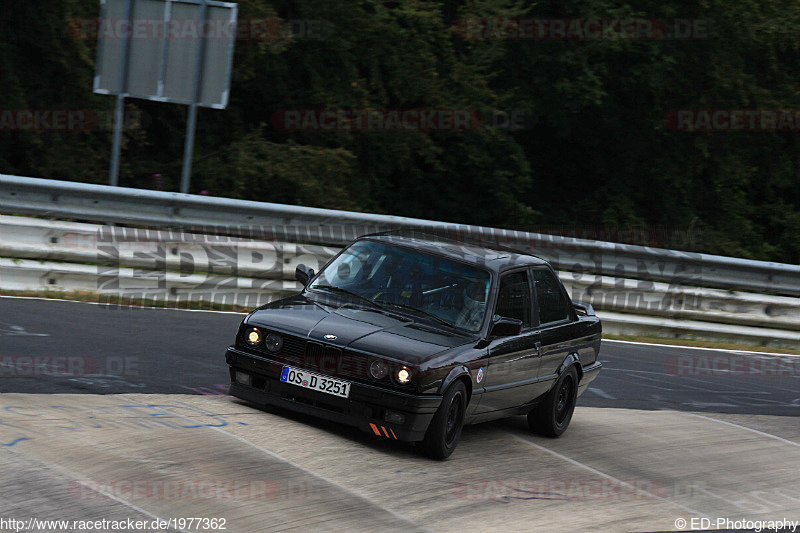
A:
226 346 442 442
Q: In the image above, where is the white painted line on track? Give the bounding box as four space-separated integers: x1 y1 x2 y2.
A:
587 388 616 400
2 445 187 533
0 295 247 315
602 367 800 395
149 403 433 533
604 339 800 358
507 433 709 518
77 481 190 533
626 372 750 395
681 401 738 409
686 413 800 449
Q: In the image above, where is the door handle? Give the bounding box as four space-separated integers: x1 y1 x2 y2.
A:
507 342 544 363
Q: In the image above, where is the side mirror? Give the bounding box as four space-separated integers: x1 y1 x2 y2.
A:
295 264 315 287
489 317 523 337
573 301 596 316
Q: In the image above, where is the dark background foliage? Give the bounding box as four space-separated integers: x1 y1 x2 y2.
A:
2 0 799 262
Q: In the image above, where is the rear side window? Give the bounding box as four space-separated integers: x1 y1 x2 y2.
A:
495 271 532 327
533 269 570 324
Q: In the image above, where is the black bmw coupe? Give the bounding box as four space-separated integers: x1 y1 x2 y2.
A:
226 233 602 459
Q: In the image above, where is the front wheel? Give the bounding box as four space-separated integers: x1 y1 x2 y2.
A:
417 380 467 460
528 365 578 437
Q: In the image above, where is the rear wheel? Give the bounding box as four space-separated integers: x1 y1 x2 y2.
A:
417 380 467 460
528 365 578 437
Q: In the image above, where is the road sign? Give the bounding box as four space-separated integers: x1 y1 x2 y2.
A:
94 0 237 191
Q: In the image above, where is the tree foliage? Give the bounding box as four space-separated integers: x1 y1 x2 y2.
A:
1 0 799 262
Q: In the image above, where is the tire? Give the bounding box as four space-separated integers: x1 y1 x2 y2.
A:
528 365 578 437
418 380 467 460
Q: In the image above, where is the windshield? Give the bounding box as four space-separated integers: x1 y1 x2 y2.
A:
309 240 491 332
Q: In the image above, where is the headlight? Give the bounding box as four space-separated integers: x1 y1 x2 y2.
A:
369 358 389 379
264 332 283 353
396 367 411 384
245 327 262 346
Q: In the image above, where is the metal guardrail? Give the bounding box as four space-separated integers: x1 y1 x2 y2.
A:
0 257 298 308
3 175 800 347
0 215 338 280
562 275 800 332
597 311 800 347
5 256 799 347
3 213 800 348
3 215 800 331
3 174 800 297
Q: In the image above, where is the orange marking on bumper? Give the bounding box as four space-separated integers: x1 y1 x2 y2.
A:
389 428 397 440
381 426 390 438
369 423 381 436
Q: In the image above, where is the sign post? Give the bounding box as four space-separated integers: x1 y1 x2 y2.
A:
108 0 133 187
180 0 209 194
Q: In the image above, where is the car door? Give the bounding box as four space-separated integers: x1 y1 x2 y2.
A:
475 269 545 414
532 267 578 388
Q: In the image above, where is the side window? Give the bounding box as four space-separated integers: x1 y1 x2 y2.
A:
533 269 570 324
495 271 532 327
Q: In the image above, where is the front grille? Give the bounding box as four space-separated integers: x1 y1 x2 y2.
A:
339 351 369 378
304 342 368 379
281 335 307 357
306 341 341 357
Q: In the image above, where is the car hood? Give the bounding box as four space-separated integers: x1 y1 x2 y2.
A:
245 293 471 365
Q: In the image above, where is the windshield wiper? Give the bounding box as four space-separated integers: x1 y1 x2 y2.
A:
376 301 456 329
311 285 381 308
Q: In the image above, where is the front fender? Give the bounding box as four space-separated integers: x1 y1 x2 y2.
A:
440 365 472 400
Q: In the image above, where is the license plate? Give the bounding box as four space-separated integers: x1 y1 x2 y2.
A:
280 366 351 399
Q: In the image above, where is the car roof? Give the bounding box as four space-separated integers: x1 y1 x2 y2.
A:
360 233 550 273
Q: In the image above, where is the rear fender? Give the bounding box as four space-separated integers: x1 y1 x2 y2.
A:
558 353 583 381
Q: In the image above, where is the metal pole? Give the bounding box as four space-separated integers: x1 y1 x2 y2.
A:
181 102 199 194
180 0 209 194
109 95 126 187
109 0 134 187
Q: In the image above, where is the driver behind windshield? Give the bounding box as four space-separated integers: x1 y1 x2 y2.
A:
310 240 491 332
453 279 488 330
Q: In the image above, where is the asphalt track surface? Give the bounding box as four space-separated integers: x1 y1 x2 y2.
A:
1 296 798 532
